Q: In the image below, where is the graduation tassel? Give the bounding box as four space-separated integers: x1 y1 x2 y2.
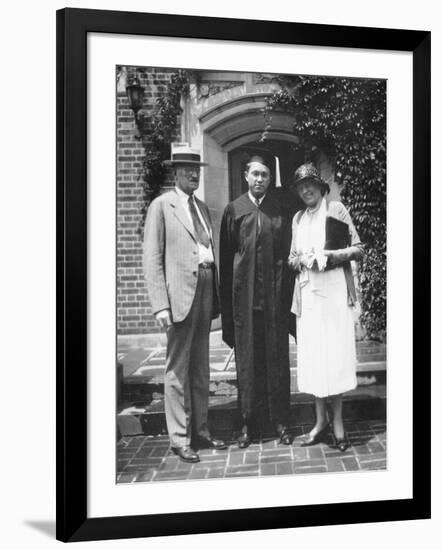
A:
274 155 282 187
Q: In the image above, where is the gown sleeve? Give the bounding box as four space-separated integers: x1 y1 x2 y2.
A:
219 204 236 348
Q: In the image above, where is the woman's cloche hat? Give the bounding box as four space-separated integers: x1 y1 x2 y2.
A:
293 163 324 187
164 143 208 166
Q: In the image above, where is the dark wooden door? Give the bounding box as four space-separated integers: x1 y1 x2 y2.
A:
228 140 305 219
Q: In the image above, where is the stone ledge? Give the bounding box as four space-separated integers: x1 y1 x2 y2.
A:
123 360 386 386
117 384 386 437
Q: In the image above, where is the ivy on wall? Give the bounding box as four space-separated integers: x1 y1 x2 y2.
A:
138 70 191 233
263 76 386 340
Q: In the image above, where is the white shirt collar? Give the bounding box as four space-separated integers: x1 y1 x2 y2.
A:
248 191 266 205
175 186 193 201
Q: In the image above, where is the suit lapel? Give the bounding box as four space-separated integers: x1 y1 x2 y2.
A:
169 191 197 243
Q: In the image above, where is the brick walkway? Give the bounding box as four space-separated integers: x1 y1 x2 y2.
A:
117 420 386 483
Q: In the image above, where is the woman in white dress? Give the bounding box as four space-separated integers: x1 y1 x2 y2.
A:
288 164 364 452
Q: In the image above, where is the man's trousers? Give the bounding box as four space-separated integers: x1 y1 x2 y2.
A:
164 265 213 448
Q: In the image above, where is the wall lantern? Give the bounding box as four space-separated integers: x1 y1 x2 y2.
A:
126 76 145 138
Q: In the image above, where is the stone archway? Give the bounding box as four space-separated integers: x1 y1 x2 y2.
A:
200 92 297 150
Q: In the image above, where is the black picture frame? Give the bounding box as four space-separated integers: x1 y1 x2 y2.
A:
56 7 431 543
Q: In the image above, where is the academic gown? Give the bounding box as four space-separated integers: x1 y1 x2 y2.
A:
219 192 293 423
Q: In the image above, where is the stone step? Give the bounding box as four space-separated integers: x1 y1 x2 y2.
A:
119 331 386 350
120 361 386 406
123 360 386 387
117 382 386 437
118 337 386 381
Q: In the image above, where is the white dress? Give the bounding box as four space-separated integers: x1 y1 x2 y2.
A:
293 200 358 398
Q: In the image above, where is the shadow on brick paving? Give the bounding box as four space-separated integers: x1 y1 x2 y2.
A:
116 420 386 483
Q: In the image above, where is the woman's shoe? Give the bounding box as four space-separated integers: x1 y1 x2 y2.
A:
331 432 350 452
301 424 329 447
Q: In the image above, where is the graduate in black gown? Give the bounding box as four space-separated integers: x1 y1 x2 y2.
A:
219 155 293 448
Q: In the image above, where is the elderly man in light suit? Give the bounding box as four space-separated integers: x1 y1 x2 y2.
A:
143 144 226 463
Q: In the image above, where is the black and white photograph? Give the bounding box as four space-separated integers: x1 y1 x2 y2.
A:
52 5 431 543
116 66 387 483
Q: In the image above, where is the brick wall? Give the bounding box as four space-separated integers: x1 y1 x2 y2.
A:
117 66 179 335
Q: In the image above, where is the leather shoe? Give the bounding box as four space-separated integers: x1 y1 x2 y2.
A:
171 446 200 463
331 433 350 452
191 436 227 450
301 424 329 447
237 431 252 449
277 425 294 445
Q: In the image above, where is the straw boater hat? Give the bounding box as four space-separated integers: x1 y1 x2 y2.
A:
164 143 208 166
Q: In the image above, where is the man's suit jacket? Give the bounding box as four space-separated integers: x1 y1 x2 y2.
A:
143 189 220 323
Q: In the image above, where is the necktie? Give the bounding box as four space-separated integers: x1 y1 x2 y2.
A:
188 195 210 248
255 198 261 231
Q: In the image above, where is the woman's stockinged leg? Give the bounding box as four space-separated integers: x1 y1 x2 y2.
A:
300 396 329 447
331 393 345 439
311 397 328 435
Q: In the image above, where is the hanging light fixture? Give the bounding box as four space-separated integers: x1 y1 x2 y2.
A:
126 76 145 138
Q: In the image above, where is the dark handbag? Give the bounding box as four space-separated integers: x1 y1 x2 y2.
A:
324 216 351 250
323 216 351 271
